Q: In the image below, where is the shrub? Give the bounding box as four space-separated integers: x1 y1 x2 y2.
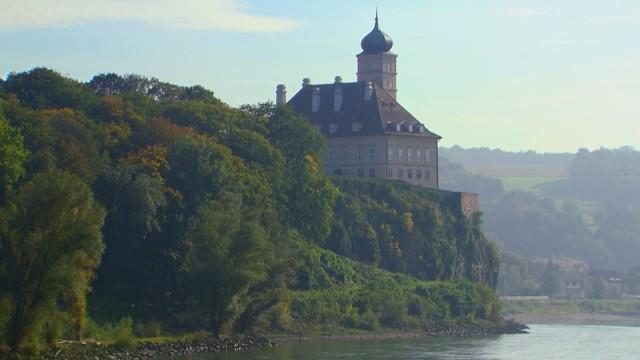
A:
358 311 379 331
134 322 161 338
378 298 408 329
112 317 135 349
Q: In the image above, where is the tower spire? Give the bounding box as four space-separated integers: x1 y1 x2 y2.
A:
375 7 379 28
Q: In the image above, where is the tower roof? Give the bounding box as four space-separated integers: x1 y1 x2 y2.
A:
360 12 393 55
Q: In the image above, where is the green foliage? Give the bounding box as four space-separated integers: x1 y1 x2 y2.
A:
183 195 273 336
288 245 498 332
266 107 337 243
5 68 94 109
542 262 562 296
498 252 541 296
0 170 105 353
0 110 29 189
329 178 499 285
113 317 135 349
0 68 502 353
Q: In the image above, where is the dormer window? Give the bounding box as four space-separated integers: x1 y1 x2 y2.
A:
312 87 321 112
352 122 362 133
395 123 401 132
408 124 413 132
334 87 343 112
329 124 338 134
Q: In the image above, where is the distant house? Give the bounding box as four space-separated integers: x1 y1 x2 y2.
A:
588 270 625 298
560 271 586 299
278 14 441 189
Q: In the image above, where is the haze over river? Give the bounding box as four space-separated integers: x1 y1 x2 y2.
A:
168 324 640 359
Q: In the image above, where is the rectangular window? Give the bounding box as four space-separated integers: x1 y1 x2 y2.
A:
398 169 404 179
357 169 365 178
408 147 413 161
388 145 393 160
342 150 349 161
369 168 375 178
425 148 431 163
357 148 364 161
398 147 403 160
417 149 422 162
369 148 375 160
408 169 413 179
388 168 393 178
425 169 431 180
329 124 338 134
328 149 335 161
416 170 422 180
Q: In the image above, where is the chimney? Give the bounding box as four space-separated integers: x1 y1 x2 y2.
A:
275 84 287 106
302 78 311 87
334 76 342 84
364 81 374 101
312 87 321 112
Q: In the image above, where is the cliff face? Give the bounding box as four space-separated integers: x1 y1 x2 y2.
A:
326 178 499 289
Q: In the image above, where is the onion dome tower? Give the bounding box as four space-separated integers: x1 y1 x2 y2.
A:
357 11 398 99
360 13 394 54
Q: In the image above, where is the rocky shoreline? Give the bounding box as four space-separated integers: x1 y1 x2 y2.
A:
41 321 527 360
41 336 277 360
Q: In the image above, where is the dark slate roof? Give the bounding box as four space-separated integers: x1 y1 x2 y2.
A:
287 81 441 139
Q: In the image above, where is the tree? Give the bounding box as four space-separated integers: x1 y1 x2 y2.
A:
266 108 336 243
542 262 561 296
0 171 105 353
183 195 273 336
0 111 29 190
92 161 168 304
4 68 93 110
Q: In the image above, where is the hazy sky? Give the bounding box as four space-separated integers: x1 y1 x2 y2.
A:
1 0 639 152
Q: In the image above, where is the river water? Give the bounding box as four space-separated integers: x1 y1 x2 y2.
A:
173 324 640 359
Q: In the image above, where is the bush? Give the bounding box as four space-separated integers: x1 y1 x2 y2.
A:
358 311 380 331
378 298 408 329
134 322 161 338
112 317 135 349
340 313 359 329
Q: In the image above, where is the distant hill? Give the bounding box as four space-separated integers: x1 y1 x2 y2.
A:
440 145 640 274
440 146 574 179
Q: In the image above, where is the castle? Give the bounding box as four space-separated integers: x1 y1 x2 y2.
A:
278 14 441 189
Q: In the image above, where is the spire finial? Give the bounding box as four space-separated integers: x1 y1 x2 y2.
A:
375 7 379 28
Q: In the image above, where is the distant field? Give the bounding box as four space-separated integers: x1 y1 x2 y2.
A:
499 177 566 192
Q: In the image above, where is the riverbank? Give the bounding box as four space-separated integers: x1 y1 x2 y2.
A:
39 321 527 360
501 298 640 326
40 335 277 360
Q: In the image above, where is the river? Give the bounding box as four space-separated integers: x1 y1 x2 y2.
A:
167 324 640 359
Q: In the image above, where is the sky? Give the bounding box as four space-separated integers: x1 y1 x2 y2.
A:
1 0 639 153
